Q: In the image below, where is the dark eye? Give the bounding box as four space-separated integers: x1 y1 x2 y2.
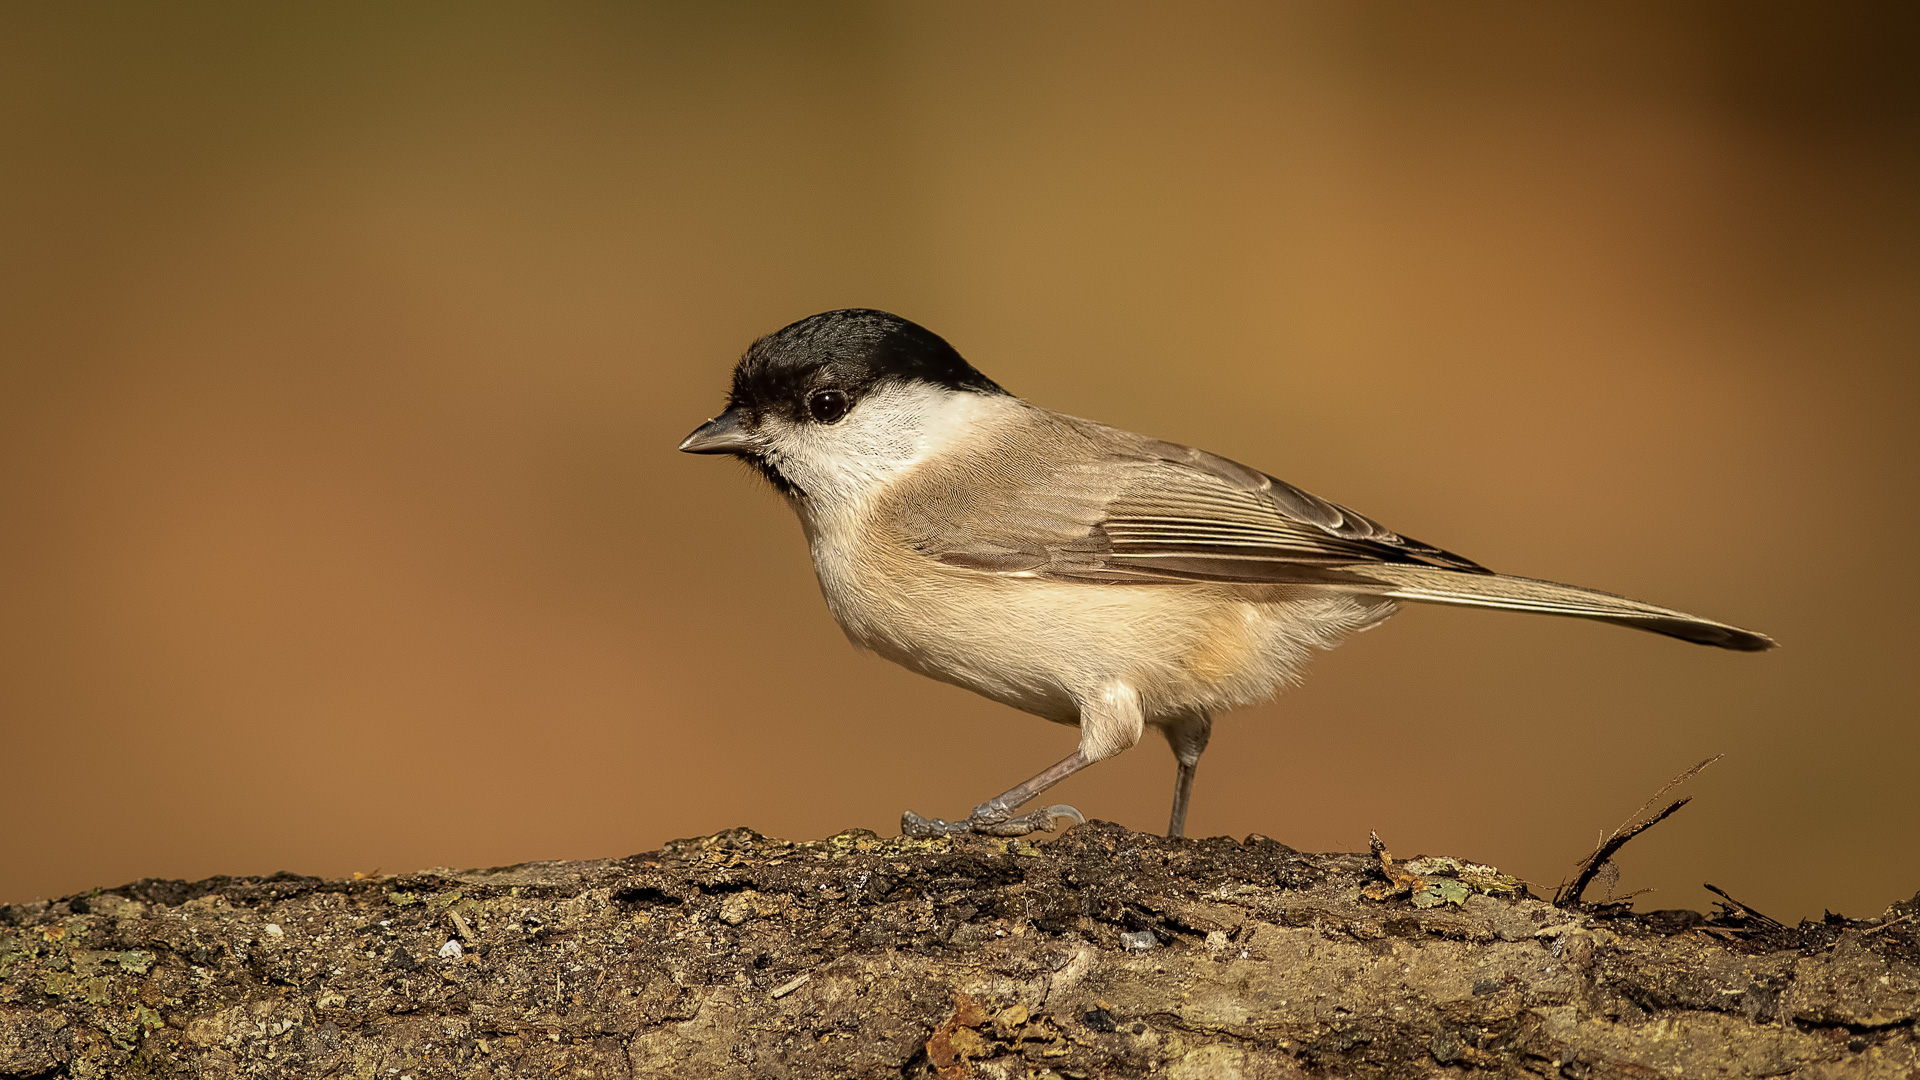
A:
807 389 850 424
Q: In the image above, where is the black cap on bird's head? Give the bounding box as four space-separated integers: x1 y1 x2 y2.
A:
679 309 1005 457
730 308 1002 413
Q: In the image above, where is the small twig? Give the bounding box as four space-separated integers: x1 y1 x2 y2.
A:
1553 756 1723 909
1556 797 1691 907
1702 883 1785 929
1863 912 1917 935
769 972 811 999
1613 755 1721 838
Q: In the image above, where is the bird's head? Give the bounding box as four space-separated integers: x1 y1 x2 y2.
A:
679 309 1008 502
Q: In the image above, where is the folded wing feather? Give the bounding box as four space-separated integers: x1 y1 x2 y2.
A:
916 414 1772 650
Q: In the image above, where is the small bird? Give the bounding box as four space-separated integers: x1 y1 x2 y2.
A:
680 309 1773 840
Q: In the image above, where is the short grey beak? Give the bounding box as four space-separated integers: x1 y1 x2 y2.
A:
678 407 757 455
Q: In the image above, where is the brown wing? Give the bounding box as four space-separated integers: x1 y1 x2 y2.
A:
899 410 1774 651
909 412 1487 585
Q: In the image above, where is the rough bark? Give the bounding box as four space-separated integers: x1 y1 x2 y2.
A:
2 822 1915 1079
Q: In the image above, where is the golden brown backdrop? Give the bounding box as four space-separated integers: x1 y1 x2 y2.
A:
2 3 1915 922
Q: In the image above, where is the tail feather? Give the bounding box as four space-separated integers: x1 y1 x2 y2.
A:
1350 565 1775 652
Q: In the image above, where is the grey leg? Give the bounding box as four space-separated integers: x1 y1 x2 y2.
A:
902 751 1092 838
1161 711 1212 839
1168 761 1198 839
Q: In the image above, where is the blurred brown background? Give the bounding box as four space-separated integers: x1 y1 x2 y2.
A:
2 3 1915 922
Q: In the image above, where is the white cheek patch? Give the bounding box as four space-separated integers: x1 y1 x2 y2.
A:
768 385 1001 506
911 389 996 462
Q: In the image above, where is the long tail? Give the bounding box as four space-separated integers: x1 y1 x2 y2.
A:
1350 564 1775 651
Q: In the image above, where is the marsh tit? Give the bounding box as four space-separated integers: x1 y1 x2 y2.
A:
681 309 1772 839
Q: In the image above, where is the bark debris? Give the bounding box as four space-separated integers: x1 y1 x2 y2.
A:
2 821 1916 1078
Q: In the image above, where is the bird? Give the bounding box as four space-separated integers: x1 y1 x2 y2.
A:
679 309 1773 840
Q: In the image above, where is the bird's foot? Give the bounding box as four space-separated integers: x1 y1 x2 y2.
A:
974 804 1085 836
900 804 1084 839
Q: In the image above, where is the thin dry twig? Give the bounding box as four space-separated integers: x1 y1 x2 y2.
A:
1703 883 1785 929
1613 755 1722 837
1557 798 1692 907
1864 912 1918 936
1553 756 1723 908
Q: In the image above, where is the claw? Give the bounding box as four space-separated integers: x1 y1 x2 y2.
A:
901 810 970 838
974 803 1084 836
900 804 1084 839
